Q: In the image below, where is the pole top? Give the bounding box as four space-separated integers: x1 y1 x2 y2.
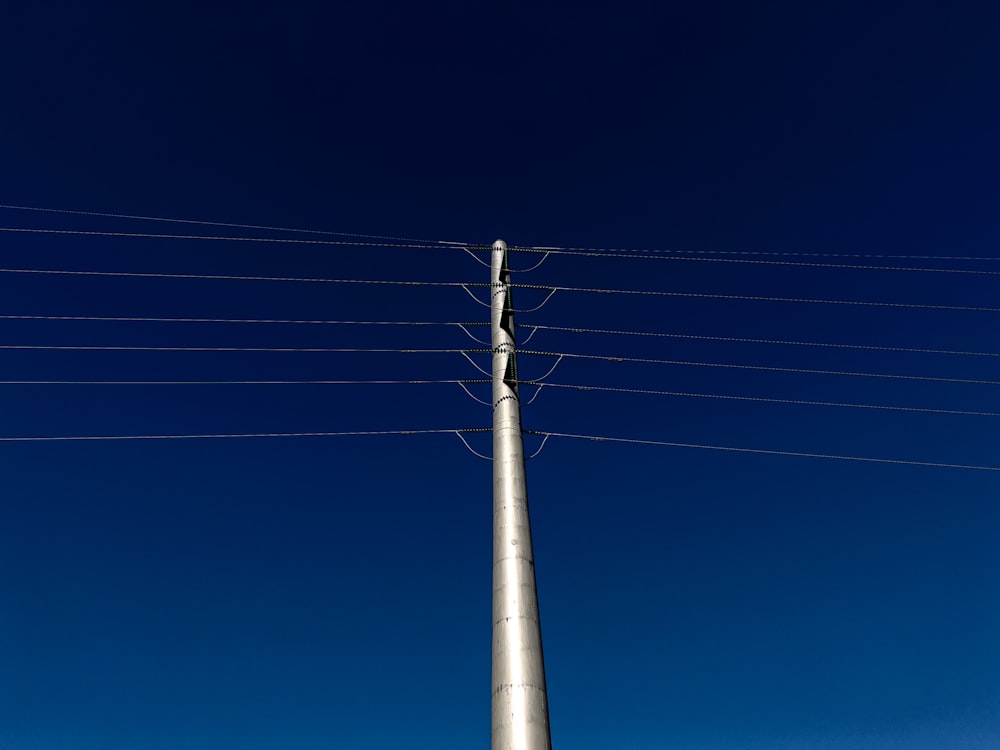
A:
492 239 507 250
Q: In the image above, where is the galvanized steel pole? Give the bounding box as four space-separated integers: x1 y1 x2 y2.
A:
491 239 552 750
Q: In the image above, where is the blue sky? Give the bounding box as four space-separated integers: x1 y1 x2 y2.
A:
1 3 998 749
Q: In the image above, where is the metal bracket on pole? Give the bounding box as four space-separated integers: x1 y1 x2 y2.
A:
490 239 553 750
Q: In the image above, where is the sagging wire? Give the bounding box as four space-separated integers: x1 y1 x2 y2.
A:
507 245 1000 276
0 266 485 289
457 324 491 345
453 431 491 460
0 226 465 251
523 430 1000 473
0 428 492 442
517 349 1000 387
511 243 1000 264
510 283 1000 314
526 433 551 460
459 284 559 313
456 382 492 406
519 323 1000 359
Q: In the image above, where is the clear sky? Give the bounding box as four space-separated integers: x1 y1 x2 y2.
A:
1 3 998 749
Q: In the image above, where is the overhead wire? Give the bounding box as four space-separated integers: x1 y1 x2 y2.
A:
1 315 992 359
0 314 489 326
2 267 998 313
511 284 1000 313
7 215 997 470
2 223 998 275
3 376 994 417
0 226 467 251
517 349 1000 386
525 431 1000 473
0 345 487 353
0 379 491 385
519 324 1000 359
461 284 559 313
0 207 464 245
507 246 1000 276
532 382 1000 418
0 428 490 442
0 207 995 265
0 267 484 288
0 377 497 408
510 243 1000 263
5 343 995 386
3 425 993 471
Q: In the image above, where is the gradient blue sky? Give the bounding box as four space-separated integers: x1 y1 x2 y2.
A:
1 3 998 749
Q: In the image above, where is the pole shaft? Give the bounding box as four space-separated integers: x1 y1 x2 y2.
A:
491 240 552 750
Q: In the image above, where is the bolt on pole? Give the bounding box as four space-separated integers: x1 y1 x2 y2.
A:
491 239 553 750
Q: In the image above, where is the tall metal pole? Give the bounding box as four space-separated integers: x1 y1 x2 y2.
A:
491 239 552 750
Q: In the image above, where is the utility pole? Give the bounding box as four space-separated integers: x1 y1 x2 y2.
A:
491 239 553 750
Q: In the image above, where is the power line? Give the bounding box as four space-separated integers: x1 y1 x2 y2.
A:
0 379 491 385
2 426 994 472
4 224 997 277
3 266 997 313
0 314 489 326
0 203 460 245
535 382 1000 417
521 324 1000 359
519 350 1000 386
0 267 481 288
4 344 994 385
0 428 490 442
2 315 991 359
0 225 405 253
3 376 991 417
512 243 1000 264
0 226 464 251
508 246 1000 276
0 345 484 353
527 431 1000 472
1 209 993 268
513 284 1000 313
